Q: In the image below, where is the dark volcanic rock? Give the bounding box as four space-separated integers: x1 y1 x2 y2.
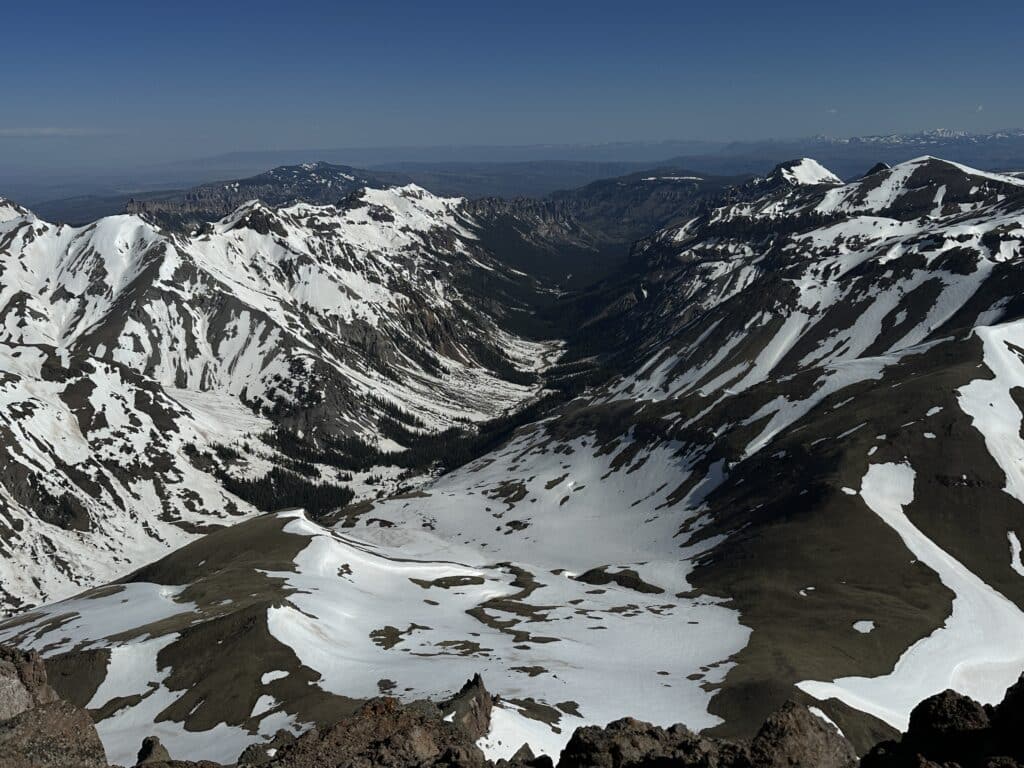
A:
0 699 107 768
268 696 488 768
993 675 1024 738
748 701 857 768
556 717 747 768
861 679 1024 768
498 743 553 768
237 729 298 765
440 674 493 740
909 688 991 737
557 701 856 768
137 734 173 764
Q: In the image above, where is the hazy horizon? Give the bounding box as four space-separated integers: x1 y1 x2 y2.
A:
3 0 1022 175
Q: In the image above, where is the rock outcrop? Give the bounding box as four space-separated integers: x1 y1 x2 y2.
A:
862 676 1024 767
266 696 488 768
8 642 1024 768
0 700 107 768
0 646 106 768
440 674 493 742
137 735 174 764
0 646 58 720
749 701 858 768
495 743 553 768
557 700 855 768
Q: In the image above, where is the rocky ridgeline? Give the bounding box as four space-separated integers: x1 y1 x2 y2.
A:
123 163 401 230
6 643 1024 767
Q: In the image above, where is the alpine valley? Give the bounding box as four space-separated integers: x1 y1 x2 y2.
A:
3 153 1024 766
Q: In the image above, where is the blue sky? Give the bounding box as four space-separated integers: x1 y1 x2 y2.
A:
1 0 1021 168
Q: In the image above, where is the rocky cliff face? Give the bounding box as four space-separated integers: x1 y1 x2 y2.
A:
0 645 107 768
464 169 746 284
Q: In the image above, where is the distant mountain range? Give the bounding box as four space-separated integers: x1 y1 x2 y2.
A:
121 161 748 285
23 129 1024 224
680 128 1024 179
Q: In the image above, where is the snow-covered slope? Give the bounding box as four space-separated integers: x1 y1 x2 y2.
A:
778 157 842 186
0 185 557 613
0 343 264 613
6 156 1024 762
1 185 550 431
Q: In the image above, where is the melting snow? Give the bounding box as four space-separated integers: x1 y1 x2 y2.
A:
1009 532 1024 577
781 159 841 186
798 462 1024 732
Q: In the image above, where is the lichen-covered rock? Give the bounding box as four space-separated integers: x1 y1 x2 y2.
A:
0 646 58 721
0 700 107 768
556 717 747 768
0 671 34 723
749 701 857 768
268 696 488 768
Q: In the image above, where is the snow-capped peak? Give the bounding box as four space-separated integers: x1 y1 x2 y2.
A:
0 197 32 224
777 158 842 186
897 155 1024 186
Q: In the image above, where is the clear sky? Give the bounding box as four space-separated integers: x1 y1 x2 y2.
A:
1 0 1021 169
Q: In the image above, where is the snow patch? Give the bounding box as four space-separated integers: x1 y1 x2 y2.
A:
798 462 1024 732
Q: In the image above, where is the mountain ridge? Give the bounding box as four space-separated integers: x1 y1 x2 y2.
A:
0 183 560 613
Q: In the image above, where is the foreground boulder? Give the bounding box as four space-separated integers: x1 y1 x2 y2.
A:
0 699 107 768
136 735 174 765
253 675 493 768
495 743 552 768
557 701 855 768
237 729 299 766
862 676 1024 767
557 718 747 767
0 646 58 721
749 701 858 768
0 644 106 768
